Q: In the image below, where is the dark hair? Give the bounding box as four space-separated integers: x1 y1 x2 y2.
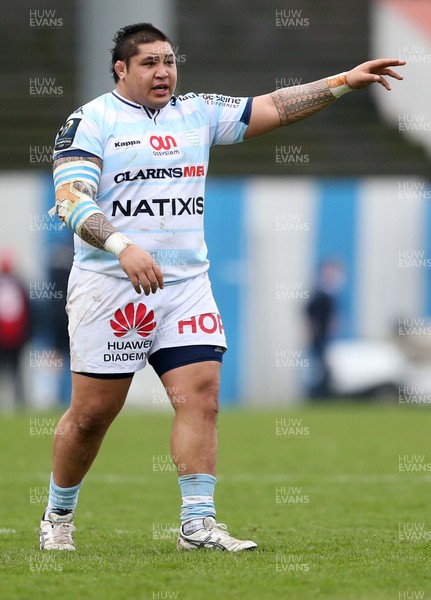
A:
111 23 173 83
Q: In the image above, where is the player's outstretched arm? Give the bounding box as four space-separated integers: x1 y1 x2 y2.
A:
244 58 405 139
51 156 163 295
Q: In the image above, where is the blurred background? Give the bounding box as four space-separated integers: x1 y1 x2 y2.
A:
0 0 430 410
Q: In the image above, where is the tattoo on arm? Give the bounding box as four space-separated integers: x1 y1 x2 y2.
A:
271 78 336 126
79 214 117 250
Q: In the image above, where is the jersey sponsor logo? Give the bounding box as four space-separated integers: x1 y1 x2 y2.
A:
105 303 155 362
114 139 141 149
112 196 204 217
54 118 82 151
150 135 177 151
178 92 241 107
113 165 205 184
103 338 153 362
177 93 198 101
200 93 242 107
110 303 156 338
150 134 180 157
178 313 224 335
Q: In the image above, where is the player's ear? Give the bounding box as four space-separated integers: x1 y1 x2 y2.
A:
114 60 127 81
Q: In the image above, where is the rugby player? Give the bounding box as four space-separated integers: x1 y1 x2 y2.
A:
39 22 404 551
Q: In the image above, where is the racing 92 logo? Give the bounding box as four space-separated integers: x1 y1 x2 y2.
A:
150 135 177 151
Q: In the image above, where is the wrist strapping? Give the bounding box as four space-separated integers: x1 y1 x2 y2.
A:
104 232 133 257
327 72 353 98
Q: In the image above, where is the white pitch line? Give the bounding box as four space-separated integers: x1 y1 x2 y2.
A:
4 472 431 485
0 528 16 534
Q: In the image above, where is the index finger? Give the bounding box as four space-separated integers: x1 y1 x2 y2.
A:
370 58 406 69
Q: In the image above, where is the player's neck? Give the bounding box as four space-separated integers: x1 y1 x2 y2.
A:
114 87 158 113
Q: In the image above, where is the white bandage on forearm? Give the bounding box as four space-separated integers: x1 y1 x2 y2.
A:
49 181 105 236
327 72 353 98
103 232 133 257
50 160 103 235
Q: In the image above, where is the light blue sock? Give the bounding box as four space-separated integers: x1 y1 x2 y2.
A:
47 472 82 511
178 473 216 525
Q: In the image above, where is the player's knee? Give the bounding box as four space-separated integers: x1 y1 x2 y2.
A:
195 376 220 419
172 383 219 418
203 397 219 422
73 410 112 437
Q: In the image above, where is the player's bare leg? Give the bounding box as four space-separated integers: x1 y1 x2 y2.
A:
162 361 257 551
52 373 133 486
40 373 132 550
162 361 220 476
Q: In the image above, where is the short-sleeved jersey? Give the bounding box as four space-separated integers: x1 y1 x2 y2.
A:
53 90 252 283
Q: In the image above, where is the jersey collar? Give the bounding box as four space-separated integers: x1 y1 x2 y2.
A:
111 90 177 120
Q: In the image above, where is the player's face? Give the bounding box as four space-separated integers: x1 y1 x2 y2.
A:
115 42 177 109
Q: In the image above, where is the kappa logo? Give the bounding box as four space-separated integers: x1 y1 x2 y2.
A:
114 139 141 148
110 303 156 338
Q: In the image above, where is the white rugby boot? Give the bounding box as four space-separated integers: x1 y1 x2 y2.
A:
177 516 257 552
39 508 76 550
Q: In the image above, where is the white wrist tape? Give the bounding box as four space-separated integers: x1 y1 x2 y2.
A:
327 72 353 98
104 232 133 257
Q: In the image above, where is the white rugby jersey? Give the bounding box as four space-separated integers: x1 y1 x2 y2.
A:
53 90 252 283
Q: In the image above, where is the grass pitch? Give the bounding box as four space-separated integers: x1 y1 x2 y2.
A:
1 402 430 599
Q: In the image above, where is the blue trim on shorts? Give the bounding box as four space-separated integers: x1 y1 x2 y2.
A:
148 345 226 378
73 371 134 380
